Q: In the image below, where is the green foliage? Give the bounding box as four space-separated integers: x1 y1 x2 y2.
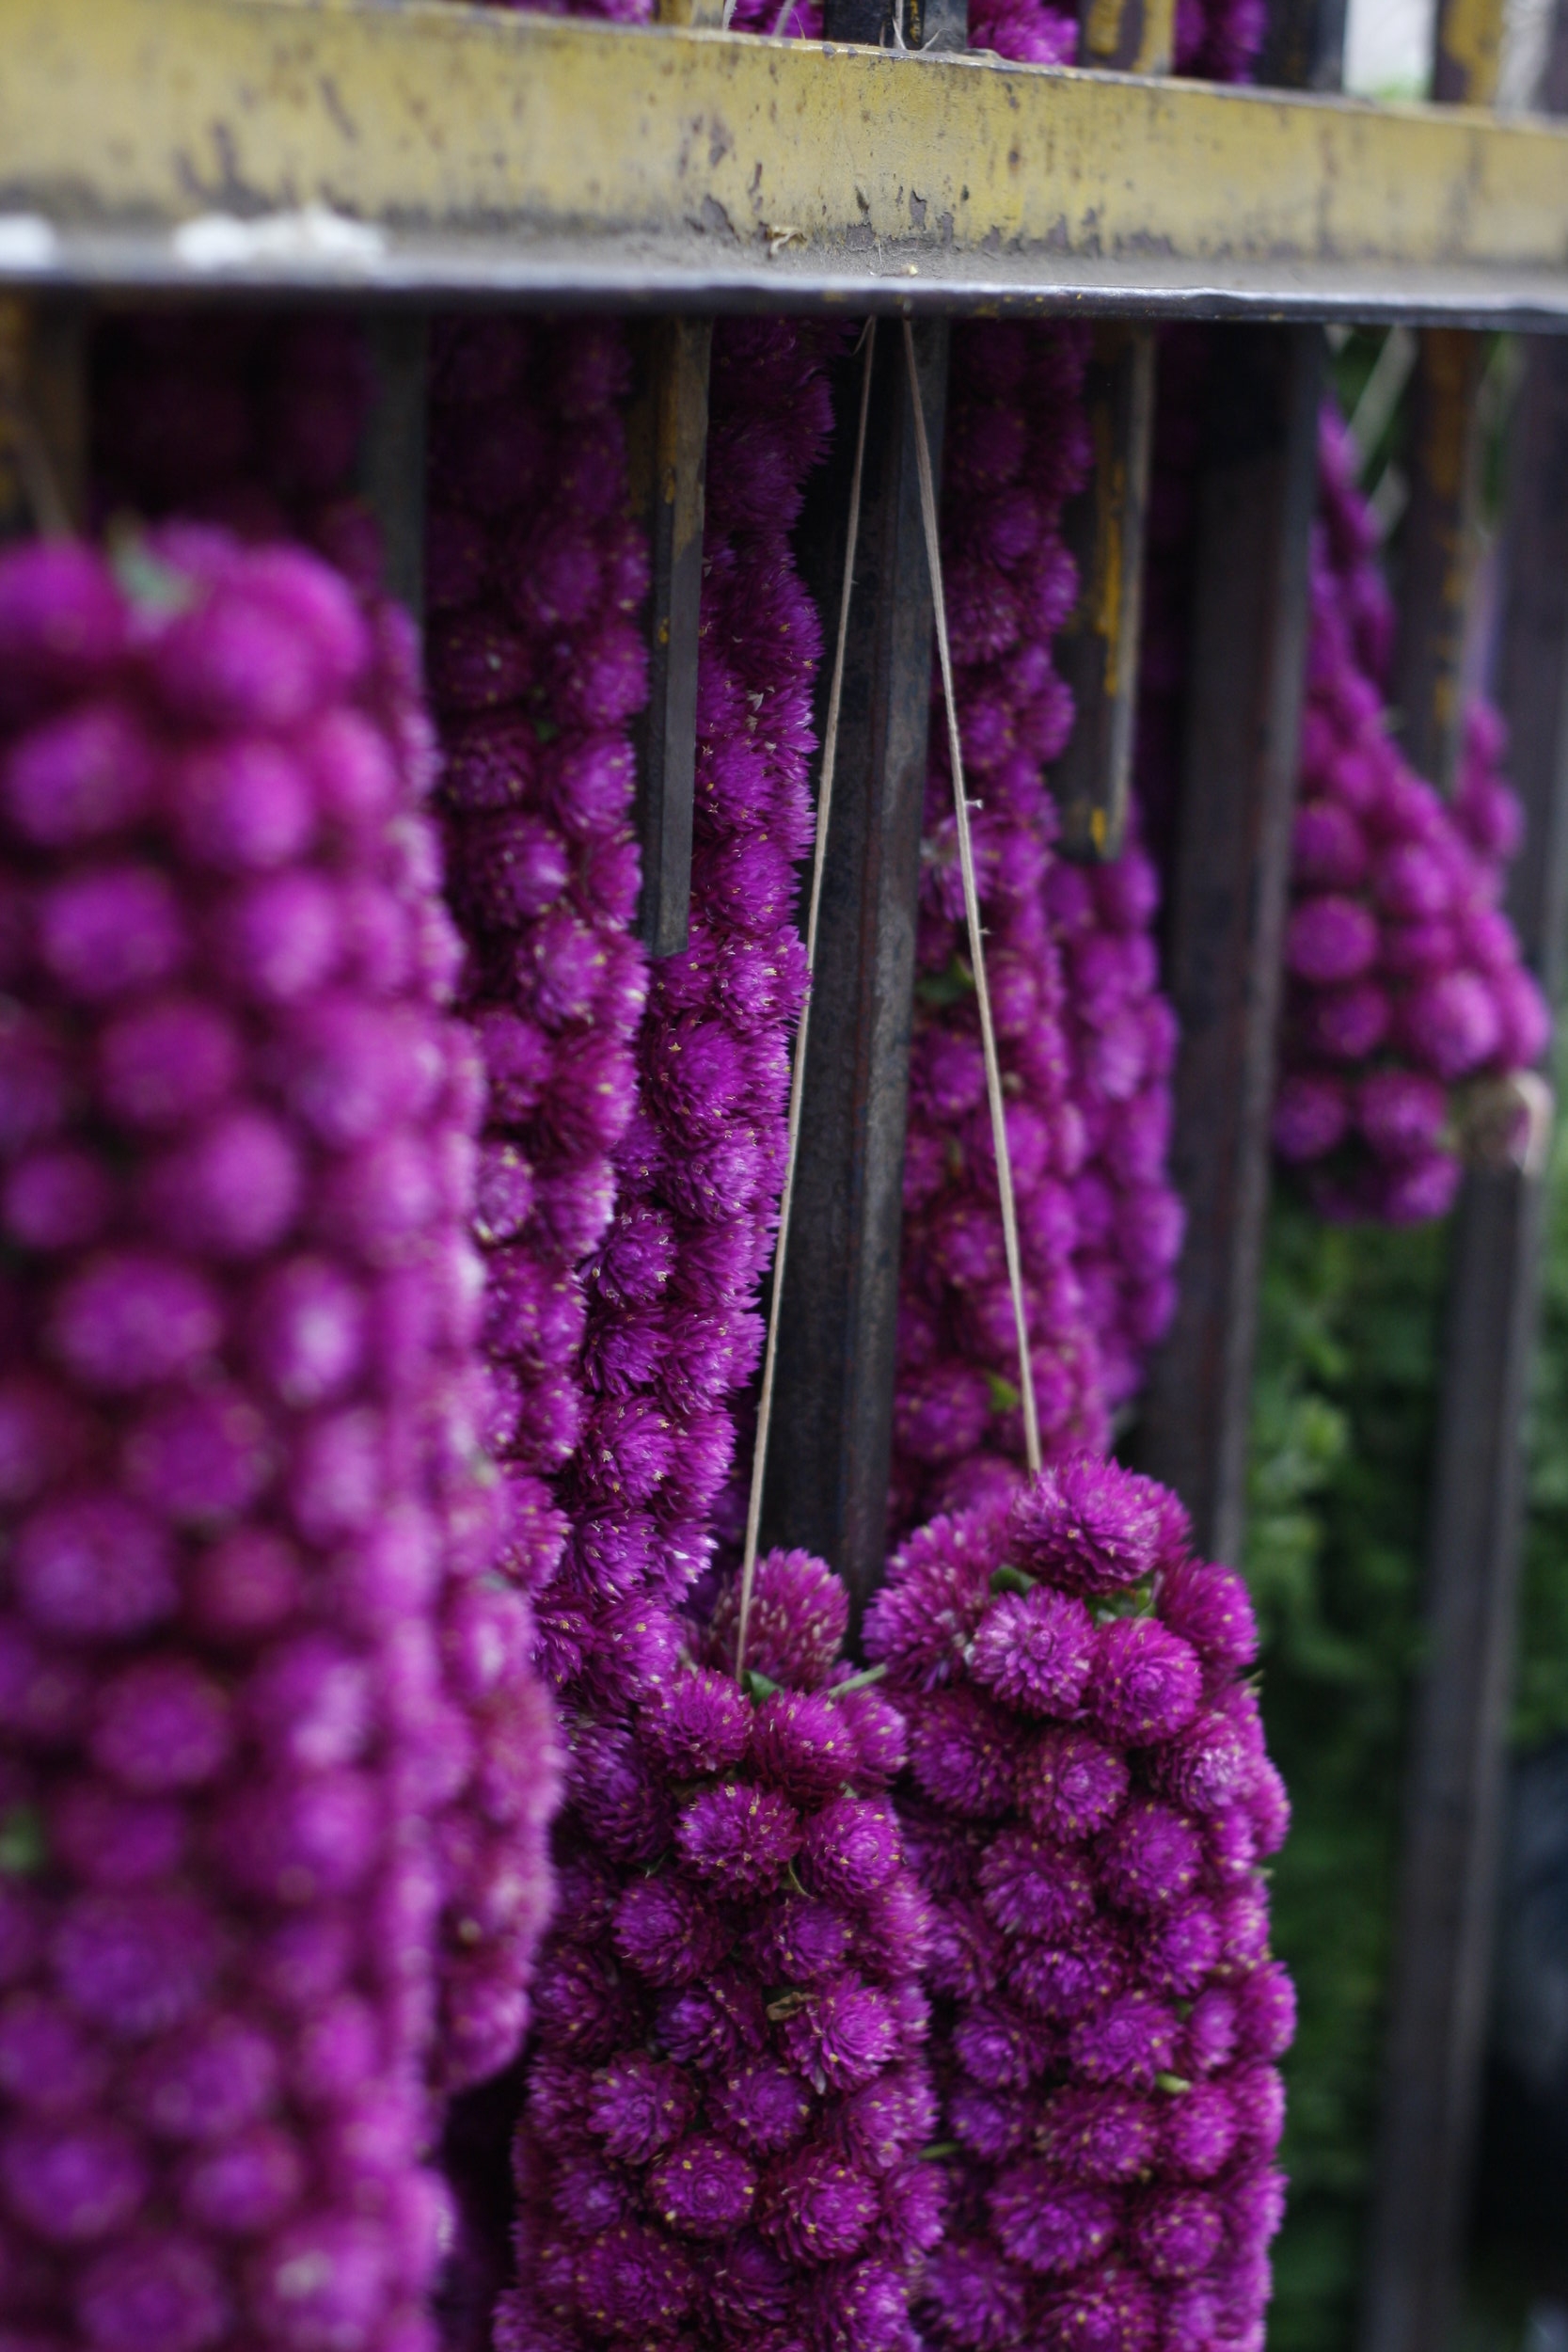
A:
1513 1097 1568 1750
1243 1192 1448 2352
1243 1083 1568 2351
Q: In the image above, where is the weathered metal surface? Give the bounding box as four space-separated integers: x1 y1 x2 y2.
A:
1433 0 1505 106
1258 0 1347 89
0 293 85 540
626 317 711 957
1359 14 1568 2348
1051 321 1157 860
1078 0 1175 75
1390 325 1486 791
761 320 947 1620
1132 326 1322 1563
6 0 1568 320
359 310 429 620
1389 0 1503 790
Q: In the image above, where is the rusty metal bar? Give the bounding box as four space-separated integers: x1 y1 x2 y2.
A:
626 317 711 957
1130 0 1338 1557
358 310 429 620
1360 7 1568 2344
1078 0 1175 74
1051 307 1157 865
0 293 86 542
9 0 1568 323
1132 323 1321 1560
1258 0 1347 88
1389 0 1505 791
1390 325 1489 791
761 316 949 1620
1050 0 1169 862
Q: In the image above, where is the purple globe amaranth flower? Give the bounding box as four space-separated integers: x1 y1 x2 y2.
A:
892 322 1115 1536
1275 397 1548 1222
0 526 561 2344
504 1549 941 2352
1006 1452 1167 1595
867 1465 1292 2352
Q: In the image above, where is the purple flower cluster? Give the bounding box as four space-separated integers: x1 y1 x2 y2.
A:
0 528 558 2349
423 315 649 1659
536 318 834 1686
1271 406 1549 1223
864 1454 1292 2352
93 313 382 594
1171 0 1266 79
499 1547 942 2352
91 309 566 2097
893 323 1110 1537
967 0 1076 64
1045 818 1185 1415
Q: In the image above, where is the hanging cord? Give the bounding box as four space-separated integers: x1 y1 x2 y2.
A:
903 317 1042 1476
734 321 878 1682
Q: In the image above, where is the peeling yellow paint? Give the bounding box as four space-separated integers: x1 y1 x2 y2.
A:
0 0 1565 284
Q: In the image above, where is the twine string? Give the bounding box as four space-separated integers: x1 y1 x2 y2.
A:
734 321 879 1681
903 317 1042 1476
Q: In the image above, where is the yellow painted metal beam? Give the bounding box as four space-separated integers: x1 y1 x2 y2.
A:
2 0 1568 320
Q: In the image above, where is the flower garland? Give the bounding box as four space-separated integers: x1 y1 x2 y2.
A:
498 1548 941 2352
0 528 550 2352
864 1456 1292 2352
1271 406 1549 1223
1045 826 1185 1418
95 309 573 2100
534 316 833 1695
891 322 1110 1538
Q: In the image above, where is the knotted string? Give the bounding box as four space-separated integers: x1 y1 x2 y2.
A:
735 322 878 1680
903 317 1043 1476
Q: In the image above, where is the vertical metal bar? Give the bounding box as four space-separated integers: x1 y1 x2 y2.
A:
358 308 429 621
1051 319 1157 865
625 316 711 959
1389 0 1505 793
1134 0 1343 1559
1360 7 1568 2343
1257 0 1347 87
1390 326 1488 794
1051 0 1170 864
1077 0 1175 73
1132 324 1322 1563
761 317 950 1622
0 294 87 543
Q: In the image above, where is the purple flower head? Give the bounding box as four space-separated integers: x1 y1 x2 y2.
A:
1067 1990 1179 2089
967 1585 1096 1716
1132 2185 1224 2280
640 1667 752 1777
781 1971 901 2094
908 1687 1020 1820
1154 1557 1259 1676
1087 1618 1204 1745
976 1827 1095 1941
707 1548 852 1690
676 1781 802 1894
751 1689 860 1803
989 2168 1118 2277
1018 1726 1130 1842
864 1507 1005 1693
759 2146 880 2265
1100 1796 1205 1913
1272 1071 1352 1163
614 1875 732 1988
1162 2079 1238 2179
1006 1456 1164 1595
647 2134 758 2238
